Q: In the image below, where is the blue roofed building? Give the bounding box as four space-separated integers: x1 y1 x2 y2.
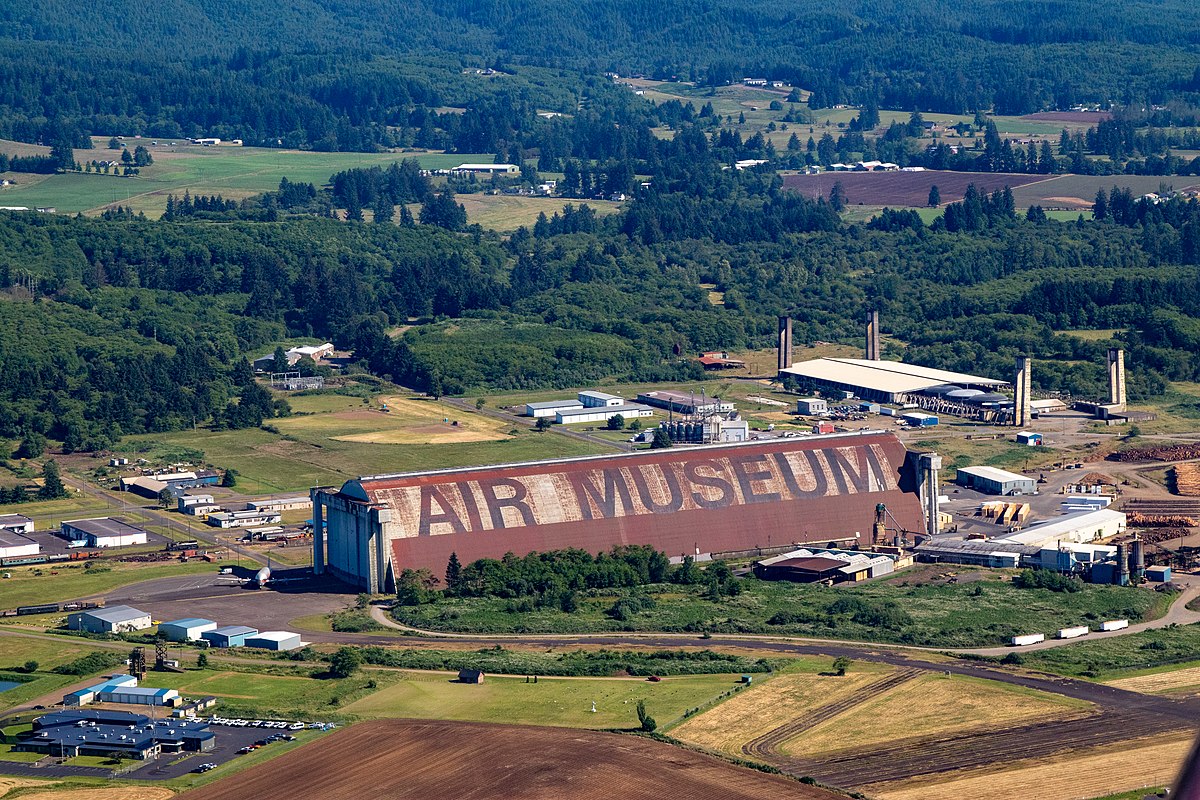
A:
16 710 215 759
201 625 258 648
158 618 218 642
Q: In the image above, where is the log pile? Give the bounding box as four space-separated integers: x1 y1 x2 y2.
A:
1126 512 1199 528
1108 444 1200 463
1172 463 1200 496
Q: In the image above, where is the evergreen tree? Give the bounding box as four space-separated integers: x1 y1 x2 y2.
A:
928 185 941 207
445 552 463 592
38 460 68 500
650 428 672 449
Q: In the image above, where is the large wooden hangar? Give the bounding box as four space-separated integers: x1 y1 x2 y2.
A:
311 432 933 593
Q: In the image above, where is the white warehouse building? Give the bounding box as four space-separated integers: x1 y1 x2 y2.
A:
61 518 149 548
992 509 1127 549
68 605 152 634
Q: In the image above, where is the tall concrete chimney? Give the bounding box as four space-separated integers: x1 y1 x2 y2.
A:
865 310 881 361
1107 348 1127 412
777 315 793 372
919 452 942 539
1014 357 1032 428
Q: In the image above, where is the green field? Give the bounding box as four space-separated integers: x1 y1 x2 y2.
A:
0 559 236 611
154 668 385 718
0 493 114 527
1019 624 1200 679
118 414 611 494
342 670 741 729
393 573 1166 647
456 193 622 231
0 144 492 217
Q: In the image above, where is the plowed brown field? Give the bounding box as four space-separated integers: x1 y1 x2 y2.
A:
782 170 1045 206
183 719 838 800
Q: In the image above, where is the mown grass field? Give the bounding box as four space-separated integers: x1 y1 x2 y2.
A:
393 574 1165 647
342 670 742 729
118 407 610 494
0 143 492 216
155 668 386 719
455 194 621 231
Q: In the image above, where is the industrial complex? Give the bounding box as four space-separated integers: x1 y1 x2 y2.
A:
311 433 932 592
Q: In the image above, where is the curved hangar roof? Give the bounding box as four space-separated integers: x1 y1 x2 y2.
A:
339 432 924 574
781 358 1007 396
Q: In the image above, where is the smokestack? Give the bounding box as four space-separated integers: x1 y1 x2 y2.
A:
1107 348 1127 412
1014 357 1032 428
919 453 942 538
865 310 881 361
777 315 793 372
1130 538 1145 582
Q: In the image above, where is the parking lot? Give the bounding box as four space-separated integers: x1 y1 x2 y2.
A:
117 718 321 781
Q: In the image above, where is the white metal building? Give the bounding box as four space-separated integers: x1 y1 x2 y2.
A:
451 163 519 174
206 510 282 528
61 518 149 548
578 390 625 408
796 398 828 415
67 605 152 634
0 514 34 534
993 509 1128 548
955 466 1037 496
555 404 654 425
177 494 215 511
247 496 311 513
0 529 39 560
244 631 303 651
158 618 218 642
103 686 180 706
525 399 585 418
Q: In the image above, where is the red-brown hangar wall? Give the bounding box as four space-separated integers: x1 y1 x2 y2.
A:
377 433 924 576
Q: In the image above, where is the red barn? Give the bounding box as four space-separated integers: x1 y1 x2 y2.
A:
311 432 927 592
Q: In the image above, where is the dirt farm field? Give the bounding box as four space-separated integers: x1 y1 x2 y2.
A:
864 733 1192 800
784 170 1200 210
184 719 841 800
782 171 1045 206
1022 111 1113 124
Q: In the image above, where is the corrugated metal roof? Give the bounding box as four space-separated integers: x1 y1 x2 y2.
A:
772 556 847 572
993 509 1126 546
206 625 257 637
161 618 215 628
79 605 149 623
781 357 1006 394
525 400 583 410
329 433 926 581
556 403 651 418
62 518 147 538
958 466 1033 484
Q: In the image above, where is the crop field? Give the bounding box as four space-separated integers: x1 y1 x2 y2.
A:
1105 665 1200 695
778 673 1090 757
1008 174 1200 209
341 671 739 729
864 733 1192 800
1023 111 1114 124
0 143 492 217
8 789 174 800
670 659 893 754
456 194 621 232
184 718 838 800
783 170 1046 207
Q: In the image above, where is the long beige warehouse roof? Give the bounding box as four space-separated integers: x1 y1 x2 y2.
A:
780 357 1007 394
